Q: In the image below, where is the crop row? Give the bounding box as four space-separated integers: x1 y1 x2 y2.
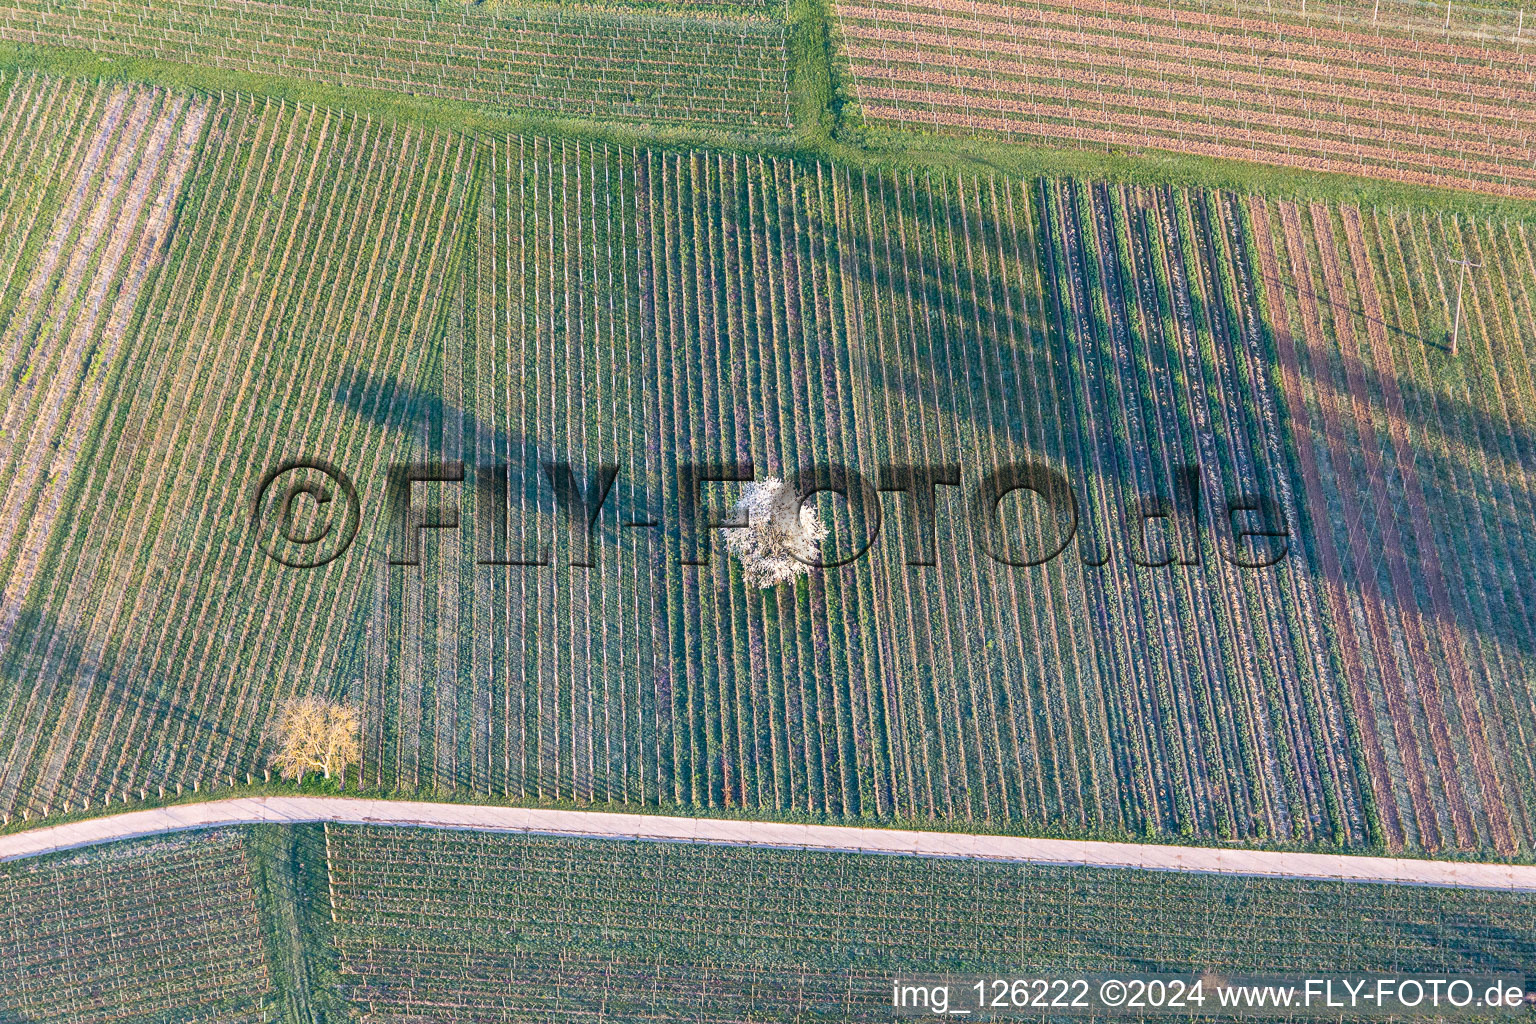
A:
0 0 791 130
835 0 1536 197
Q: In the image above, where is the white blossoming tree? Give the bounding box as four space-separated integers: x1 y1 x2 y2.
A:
725 476 829 588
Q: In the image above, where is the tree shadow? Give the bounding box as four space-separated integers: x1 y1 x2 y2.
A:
330 367 669 555
835 171 1536 664
0 605 247 818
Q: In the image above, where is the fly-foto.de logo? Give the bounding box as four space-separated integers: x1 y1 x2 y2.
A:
250 458 1289 571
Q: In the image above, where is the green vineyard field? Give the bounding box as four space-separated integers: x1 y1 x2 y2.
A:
331 824 1536 1019
834 0 1536 198
7 823 1533 1021
0 831 272 1021
0 0 792 131
7 0 1536 1014
1 72 1535 860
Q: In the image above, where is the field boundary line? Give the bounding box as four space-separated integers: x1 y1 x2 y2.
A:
1 796 1533 890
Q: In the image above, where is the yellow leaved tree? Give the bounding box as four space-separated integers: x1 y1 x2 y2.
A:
271 696 361 782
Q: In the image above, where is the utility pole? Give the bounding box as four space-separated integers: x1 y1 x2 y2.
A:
1444 253 1481 357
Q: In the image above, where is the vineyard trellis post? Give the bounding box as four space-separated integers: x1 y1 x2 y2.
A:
1444 252 1481 356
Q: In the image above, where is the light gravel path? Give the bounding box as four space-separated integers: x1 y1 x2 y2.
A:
1 796 1533 891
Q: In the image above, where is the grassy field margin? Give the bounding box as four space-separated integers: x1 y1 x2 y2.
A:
247 823 347 1024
